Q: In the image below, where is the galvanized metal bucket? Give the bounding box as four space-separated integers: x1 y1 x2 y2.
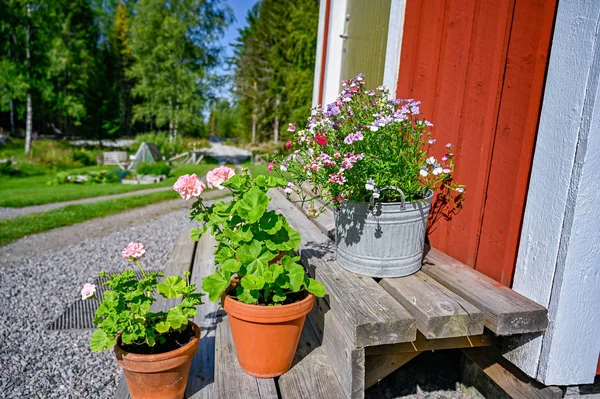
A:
334 188 434 278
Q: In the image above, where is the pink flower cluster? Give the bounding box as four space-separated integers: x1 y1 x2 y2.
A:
173 174 206 200
81 283 96 300
206 166 235 190
121 242 146 261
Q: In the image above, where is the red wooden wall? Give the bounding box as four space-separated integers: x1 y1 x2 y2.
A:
396 0 557 285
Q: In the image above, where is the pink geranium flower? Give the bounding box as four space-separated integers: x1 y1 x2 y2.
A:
206 166 235 190
121 242 146 261
173 174 206 200
81 283 96 300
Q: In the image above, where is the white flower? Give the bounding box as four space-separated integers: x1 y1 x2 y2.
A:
432 166 443 176
365 178 375 191
426 156 436 165
419 168 429 177
370 126 379 132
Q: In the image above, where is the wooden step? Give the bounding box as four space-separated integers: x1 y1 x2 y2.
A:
422 249 548 335
380 271 484 339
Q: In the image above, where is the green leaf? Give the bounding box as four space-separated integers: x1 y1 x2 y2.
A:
155 321 171 333
235 286 259 304
272 290 287 303
263 264 284 284
167 307 188 330
157 276 186 299
236 241 263 264
222 174 248 191
259 211 284 234
222 259 241 274
286 263 306 292
223 226 253 243
305 277 326 297
90 329 112 352
241 274 265 291
191 226 208 241
235 186 269 223
202 273 231 302
215 245 235 265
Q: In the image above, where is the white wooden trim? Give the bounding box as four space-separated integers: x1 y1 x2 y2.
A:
312 0 328 107
322 0 348 105
505 0 600 385
382 0 407 98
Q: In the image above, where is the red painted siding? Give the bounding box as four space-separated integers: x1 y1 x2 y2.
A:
397 0 557 285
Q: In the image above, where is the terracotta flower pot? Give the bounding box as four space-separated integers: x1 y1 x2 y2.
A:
114 322 200 399
223 293 314 378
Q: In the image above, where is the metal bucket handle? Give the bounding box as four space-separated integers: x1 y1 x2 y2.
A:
370 186 406 210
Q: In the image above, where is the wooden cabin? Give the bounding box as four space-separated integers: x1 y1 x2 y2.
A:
312 0 600 386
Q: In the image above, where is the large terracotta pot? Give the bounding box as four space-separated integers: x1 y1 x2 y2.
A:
114 322 200 399
223 293 314 378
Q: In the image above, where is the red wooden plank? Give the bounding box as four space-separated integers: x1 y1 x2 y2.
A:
318 0 331 105
475 0 557 285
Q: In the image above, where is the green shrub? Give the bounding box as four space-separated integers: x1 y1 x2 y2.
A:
72 148 97 166
47 169 121 185
133 132 184 157
136 162 171 176
0 160 22 177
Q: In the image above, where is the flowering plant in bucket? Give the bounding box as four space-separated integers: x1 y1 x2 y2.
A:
271 73 464 215
173 166 326 304
175 166 326 377
82 242 204 353
82 243 204 399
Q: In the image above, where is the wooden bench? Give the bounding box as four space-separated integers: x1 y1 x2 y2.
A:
270 187 556 399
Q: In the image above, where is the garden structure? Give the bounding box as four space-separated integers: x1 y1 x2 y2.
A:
114 186 555 399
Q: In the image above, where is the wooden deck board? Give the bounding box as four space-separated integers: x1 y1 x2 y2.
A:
213 316 278 399
279 315 346 399
422 249 548 335
185 234 222 399
380 271 484 338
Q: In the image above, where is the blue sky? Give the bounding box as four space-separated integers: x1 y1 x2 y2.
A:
217 0 257 76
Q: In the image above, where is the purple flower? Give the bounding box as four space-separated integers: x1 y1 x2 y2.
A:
428 139 436 144
365 178 375 191
372 188 381 199
445 143 453 149
426 156 437 165
288 123 296 132
419 166 429 177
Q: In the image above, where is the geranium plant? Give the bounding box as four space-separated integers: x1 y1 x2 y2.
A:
173 167 326 305
272 73 464 214
82 242 204 352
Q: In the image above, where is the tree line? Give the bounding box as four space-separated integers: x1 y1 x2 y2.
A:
0 0 231 153
0 0 319 153
209 0 319 144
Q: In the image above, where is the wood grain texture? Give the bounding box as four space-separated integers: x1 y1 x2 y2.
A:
214 316 278 399
422 249 548 335
463 347 563 399
380 271 484 338
364 353 420 389
186 234 222 399
279 318 345 399
366 331 494 356
303 249 416 347
115 229 197 399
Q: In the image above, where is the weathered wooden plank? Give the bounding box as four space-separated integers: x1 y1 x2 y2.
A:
303 249 416 347
153 229 198 312
463 347 563 399
364 352 420 389
115 229 197 399
422 249 548 335
213 316 278 399
279 318 345 399
365 331 494 356
185 234 221 399
380 271 484 339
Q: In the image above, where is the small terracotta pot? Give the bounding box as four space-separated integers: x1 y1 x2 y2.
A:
114 322 200 399
223 293 314 378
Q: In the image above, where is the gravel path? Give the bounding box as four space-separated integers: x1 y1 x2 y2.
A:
0 209 195 398
0 186 172 220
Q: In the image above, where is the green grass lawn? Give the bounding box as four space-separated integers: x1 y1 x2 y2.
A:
0 163 212 208
0 189 183 246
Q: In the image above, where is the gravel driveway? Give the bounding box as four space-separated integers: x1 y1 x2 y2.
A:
0 209 194 398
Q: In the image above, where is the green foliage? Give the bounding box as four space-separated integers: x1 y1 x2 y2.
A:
187 170 326 305
47 169 121 185
0 160 22 177
229 0 319 142
127 0 232 137
88 265 204 352
72 148 97 166
136 162 171 177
